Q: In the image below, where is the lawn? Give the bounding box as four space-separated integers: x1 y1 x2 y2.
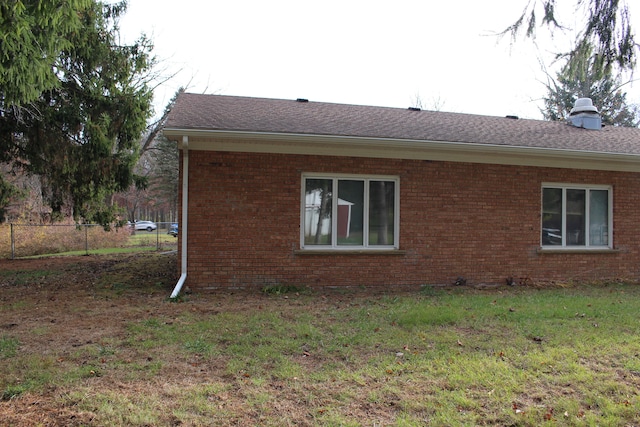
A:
1 253 639 426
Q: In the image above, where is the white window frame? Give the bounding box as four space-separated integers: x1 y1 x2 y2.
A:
301 173 400 250
541 183 613 249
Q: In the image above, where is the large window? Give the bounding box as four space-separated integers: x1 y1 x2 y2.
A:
541 184 611 248
302 175 399 249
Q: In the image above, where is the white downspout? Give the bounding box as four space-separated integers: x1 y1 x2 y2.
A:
170 135 189 298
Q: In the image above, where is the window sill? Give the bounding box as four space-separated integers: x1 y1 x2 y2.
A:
294 249 406 256
537 247 620 254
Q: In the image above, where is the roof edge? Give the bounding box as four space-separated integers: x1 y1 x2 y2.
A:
162 128 640 172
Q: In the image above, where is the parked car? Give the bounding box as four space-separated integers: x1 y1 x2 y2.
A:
168 223 178 237
133 220 157 232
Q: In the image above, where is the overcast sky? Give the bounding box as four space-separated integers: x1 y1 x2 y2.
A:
118 0 639 121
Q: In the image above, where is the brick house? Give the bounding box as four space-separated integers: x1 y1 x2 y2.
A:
163 93 640 293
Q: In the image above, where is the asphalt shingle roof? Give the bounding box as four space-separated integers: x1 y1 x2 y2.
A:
165 93 640 155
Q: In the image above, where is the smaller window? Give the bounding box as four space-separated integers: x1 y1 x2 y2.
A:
541 184 611 248
302 175 399 249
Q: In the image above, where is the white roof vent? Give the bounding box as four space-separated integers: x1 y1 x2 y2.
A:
570 98 599 115
568 98 601 130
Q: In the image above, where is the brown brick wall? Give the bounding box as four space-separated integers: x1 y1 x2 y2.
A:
180 150 640 289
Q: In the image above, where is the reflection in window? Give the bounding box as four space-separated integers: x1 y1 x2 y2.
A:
302 176 398 249
304 179 332 246
541 185 611 248
369 181 395 246
337 180 363 246
542 188 562 246
566 189 585 245
589 190 609 246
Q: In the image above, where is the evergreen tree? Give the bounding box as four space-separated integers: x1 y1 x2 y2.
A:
0 1 154 224
542 47 639 127
0 0 92 105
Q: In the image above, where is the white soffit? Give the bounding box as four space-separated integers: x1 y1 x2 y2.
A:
162 128 640 173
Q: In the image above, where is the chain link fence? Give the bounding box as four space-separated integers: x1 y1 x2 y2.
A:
3 222 178 259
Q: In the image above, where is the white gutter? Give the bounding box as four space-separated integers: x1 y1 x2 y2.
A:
162 128 640 173
170 135 189 298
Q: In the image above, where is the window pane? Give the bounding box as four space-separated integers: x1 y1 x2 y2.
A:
566 189 585 245
369 181 395 245
337 180 364 245
304 179 332 245
589 190 608 246
542 188 563 245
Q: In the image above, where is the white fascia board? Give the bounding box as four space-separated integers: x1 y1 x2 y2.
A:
162 128 640 172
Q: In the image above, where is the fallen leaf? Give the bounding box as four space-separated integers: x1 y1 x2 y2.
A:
544 408 554 421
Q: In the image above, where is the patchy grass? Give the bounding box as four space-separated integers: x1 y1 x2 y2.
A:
20 245 160 258
0 254 640 425
0 269 61 286
0 336 19 359
261 283 307 295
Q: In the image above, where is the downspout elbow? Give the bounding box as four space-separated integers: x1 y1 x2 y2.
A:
170 273 187 299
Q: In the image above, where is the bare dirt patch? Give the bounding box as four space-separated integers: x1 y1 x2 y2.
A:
0 253 354 426
0 254 180 425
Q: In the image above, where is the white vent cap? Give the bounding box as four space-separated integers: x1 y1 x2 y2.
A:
570 98 599 115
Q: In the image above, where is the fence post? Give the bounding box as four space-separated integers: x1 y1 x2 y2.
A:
10 223 15 260
85 224 89 256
